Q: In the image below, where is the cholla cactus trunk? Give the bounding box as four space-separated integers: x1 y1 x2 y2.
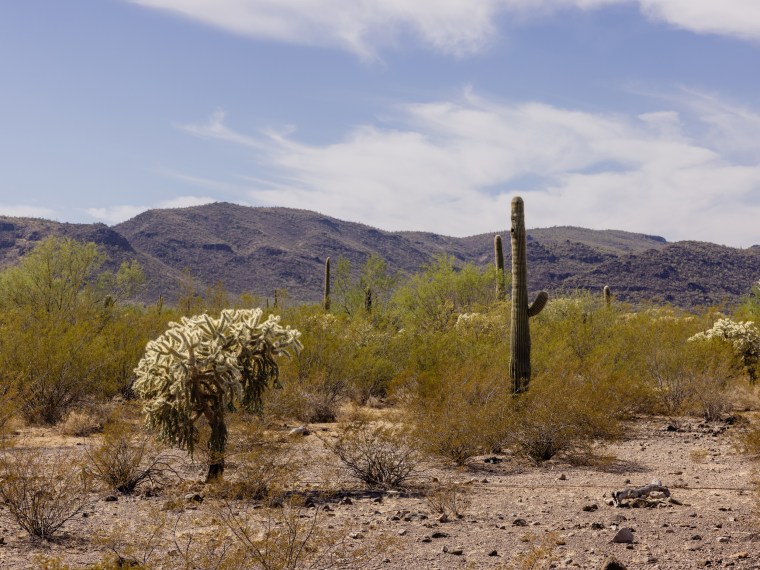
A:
494 234 506 301
603 285 611 307
509 197 548 394
323 257 331 312
206 405 227 481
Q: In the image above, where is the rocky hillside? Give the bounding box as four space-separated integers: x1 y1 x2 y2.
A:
1 203 758 308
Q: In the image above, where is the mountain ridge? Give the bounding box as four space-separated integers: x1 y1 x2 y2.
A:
1 203 758 308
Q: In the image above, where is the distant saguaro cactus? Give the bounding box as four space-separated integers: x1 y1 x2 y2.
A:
603 285 611 307
494 234 506 301
509 197 548 394
324 257 331 311
364 286 372 314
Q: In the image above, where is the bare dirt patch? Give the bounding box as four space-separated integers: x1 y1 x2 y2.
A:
0 415 758 569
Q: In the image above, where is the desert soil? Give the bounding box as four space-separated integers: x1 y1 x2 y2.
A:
1 415 759 570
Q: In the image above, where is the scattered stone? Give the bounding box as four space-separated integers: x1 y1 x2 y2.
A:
431 532 449 538
483 456 503 464
104 495 118 502
340 497 353 505
443 546 463 555
420 537 432 543
668 497 683 505
349 532 364 540
397 529 407 536
732 552 749 559
717 536 730 543
438 514 449 523
591 522 605 530
488 550 499 557
601 556 627 569
583 504 599 512
513 518 528 527
559 473 567 481
612 528 635 544
322 504 332 512
288 425 310 436
692 534 702 541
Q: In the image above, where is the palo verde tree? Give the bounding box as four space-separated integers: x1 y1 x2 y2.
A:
0 236 143 424
133 308 302 481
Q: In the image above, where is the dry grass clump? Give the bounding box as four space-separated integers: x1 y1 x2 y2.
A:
506 374 621 463
59 402 114 437
219 497 351 570
205 416 300 501
86 421 177 494
0 448 93 540
425 478 470 519
325 418 420 489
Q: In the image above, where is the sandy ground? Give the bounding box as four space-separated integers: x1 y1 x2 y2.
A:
1 415 759 570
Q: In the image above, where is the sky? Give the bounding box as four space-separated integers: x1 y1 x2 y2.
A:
2 1 760 246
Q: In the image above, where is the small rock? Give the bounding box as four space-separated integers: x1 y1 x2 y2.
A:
104 495 118 502
349 532 364 540
583 504 599 512
668 497 683 505
420 536 432 543
488 550 498 557
717 536 730 543
591 522 605 530
559 473 567 480
397 529 407 536
692 534 702 541
513 518 528 527
340 497 353 505
322 504 332 512
431 532 449 539
443 546 463 555
288 425 310 436
438 513 449 523
612 527 634 544
372 496 383 503
601 556 627 569
732 551 749 559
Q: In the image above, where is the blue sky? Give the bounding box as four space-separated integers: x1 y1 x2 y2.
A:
2 0 760 246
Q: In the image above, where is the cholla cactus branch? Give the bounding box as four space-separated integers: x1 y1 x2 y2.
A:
133 308 302 480
689 318 760 383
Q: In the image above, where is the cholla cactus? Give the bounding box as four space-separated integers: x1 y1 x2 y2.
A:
133 308 302 480
689 318 760 383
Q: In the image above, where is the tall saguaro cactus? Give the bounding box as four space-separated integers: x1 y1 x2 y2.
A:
509 197 548 394
603 285 612 307
494 234 506 301
323 257 331 311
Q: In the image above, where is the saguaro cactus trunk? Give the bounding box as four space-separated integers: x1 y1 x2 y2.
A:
494 234 506 301
603 285 611 307
509 197 548 394
323 257 331 311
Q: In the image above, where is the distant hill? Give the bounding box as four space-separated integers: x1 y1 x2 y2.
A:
1 203 758 309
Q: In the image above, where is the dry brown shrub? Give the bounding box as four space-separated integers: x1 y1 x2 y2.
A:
425 479 470 519
205 416 300 501
0 448 93 539
85 421 178 494
59 402 113 437
325 419 421 489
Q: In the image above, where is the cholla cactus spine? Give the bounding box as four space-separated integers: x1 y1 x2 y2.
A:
133 308 302 480
509 197 548 394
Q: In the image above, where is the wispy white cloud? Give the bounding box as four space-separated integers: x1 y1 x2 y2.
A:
128 0 760 59
86 196 217 225
637 0 760 42
0 204 57 219
179 90 760 246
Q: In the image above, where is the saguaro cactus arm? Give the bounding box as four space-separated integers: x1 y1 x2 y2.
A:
527 291 548 317
494 234 506 301
323 257 331 311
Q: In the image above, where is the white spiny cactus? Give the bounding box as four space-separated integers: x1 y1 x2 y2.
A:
133 308 301 479
689 317 760 383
